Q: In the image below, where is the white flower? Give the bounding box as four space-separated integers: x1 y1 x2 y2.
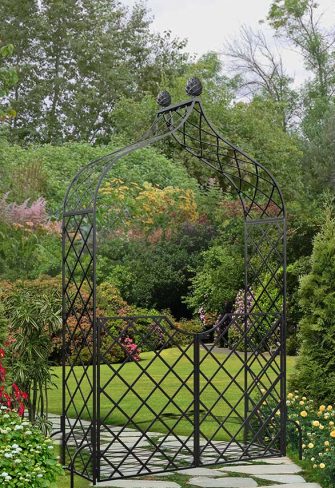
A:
4 453 12 458
24 430 32 435
14 425 23 431
1 472 8 477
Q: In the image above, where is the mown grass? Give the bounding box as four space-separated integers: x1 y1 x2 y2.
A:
49 347 295 442
52 348 295 487
57 472 89 487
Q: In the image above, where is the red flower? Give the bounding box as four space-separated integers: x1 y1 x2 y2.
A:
0 346 28 415
0 364 6 382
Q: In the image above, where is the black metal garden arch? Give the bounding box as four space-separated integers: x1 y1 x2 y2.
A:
61 78 286 486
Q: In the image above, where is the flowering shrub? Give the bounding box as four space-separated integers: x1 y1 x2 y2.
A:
229 289 254 349
0 194 60 234
0 408 63 486
122 337 141 361
0 348 28 417
286 391 335 486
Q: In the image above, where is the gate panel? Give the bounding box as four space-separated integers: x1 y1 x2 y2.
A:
97 316 196 480
197 314 283 465
62 211 96 480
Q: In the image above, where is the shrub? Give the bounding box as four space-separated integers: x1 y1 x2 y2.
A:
174 317 204 346
252 388 335 487
0 408 63 486
0 222 61 281
286 392 335 487
291 209 335 402
185 244 244 315
1 278 61 421
97 224 213 318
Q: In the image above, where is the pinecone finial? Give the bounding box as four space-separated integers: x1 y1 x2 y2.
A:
186 77 202 97
156 90 172 107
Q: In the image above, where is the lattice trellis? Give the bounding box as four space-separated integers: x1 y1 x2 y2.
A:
62 80 286 486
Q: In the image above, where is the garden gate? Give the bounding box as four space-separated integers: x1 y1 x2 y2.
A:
62 79 286 486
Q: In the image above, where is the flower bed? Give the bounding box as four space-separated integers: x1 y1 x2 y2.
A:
0 347 63 486
0 408 63 486
287 391 335 487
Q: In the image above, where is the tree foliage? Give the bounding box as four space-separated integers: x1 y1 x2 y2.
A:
224 26 298 130
0 42 17 122
0 0 187 143
185 243 244 315
291 208 335 402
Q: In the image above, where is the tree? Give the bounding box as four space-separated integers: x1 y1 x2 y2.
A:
0 42 18 122
0 0 41 141
224 26 298 131
290 206 335 403
268 0 335 99
267 0 335 145
185 243 244 315
0 0 188 143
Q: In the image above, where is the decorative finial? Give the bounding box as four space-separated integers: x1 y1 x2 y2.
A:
157 90 171 107
186 77 202 97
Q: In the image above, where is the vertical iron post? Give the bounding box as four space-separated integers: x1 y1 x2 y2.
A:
92 214 98 485
280 220 287 455
193 334 200 467
61 218 66 466
243 222 249 445
97 318 101 482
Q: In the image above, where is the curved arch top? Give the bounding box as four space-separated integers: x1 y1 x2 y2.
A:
64 97 285 221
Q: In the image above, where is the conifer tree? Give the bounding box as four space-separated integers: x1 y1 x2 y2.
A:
291 207 335 403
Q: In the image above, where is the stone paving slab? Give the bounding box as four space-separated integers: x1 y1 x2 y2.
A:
51 415 315 486
187 477 258 487
254 474 306 483
252 456 293 464
220 464 302 475
264 484 322 488
178 468 228 477
91 481 181 487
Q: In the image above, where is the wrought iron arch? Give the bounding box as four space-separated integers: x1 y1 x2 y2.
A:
62 79 286 486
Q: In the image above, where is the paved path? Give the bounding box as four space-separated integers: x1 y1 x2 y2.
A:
90 459 321 488
49 416 319 488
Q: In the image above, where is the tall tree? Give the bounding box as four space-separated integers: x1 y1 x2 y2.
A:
291 205 335 403
268 0 335 99
224 26 298 131
0 0 188 143
0 42 18 122
267 0 335 191
0 0 41 141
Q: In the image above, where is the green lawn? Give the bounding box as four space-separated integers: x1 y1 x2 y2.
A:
49 347 296 442
57 473 89 488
